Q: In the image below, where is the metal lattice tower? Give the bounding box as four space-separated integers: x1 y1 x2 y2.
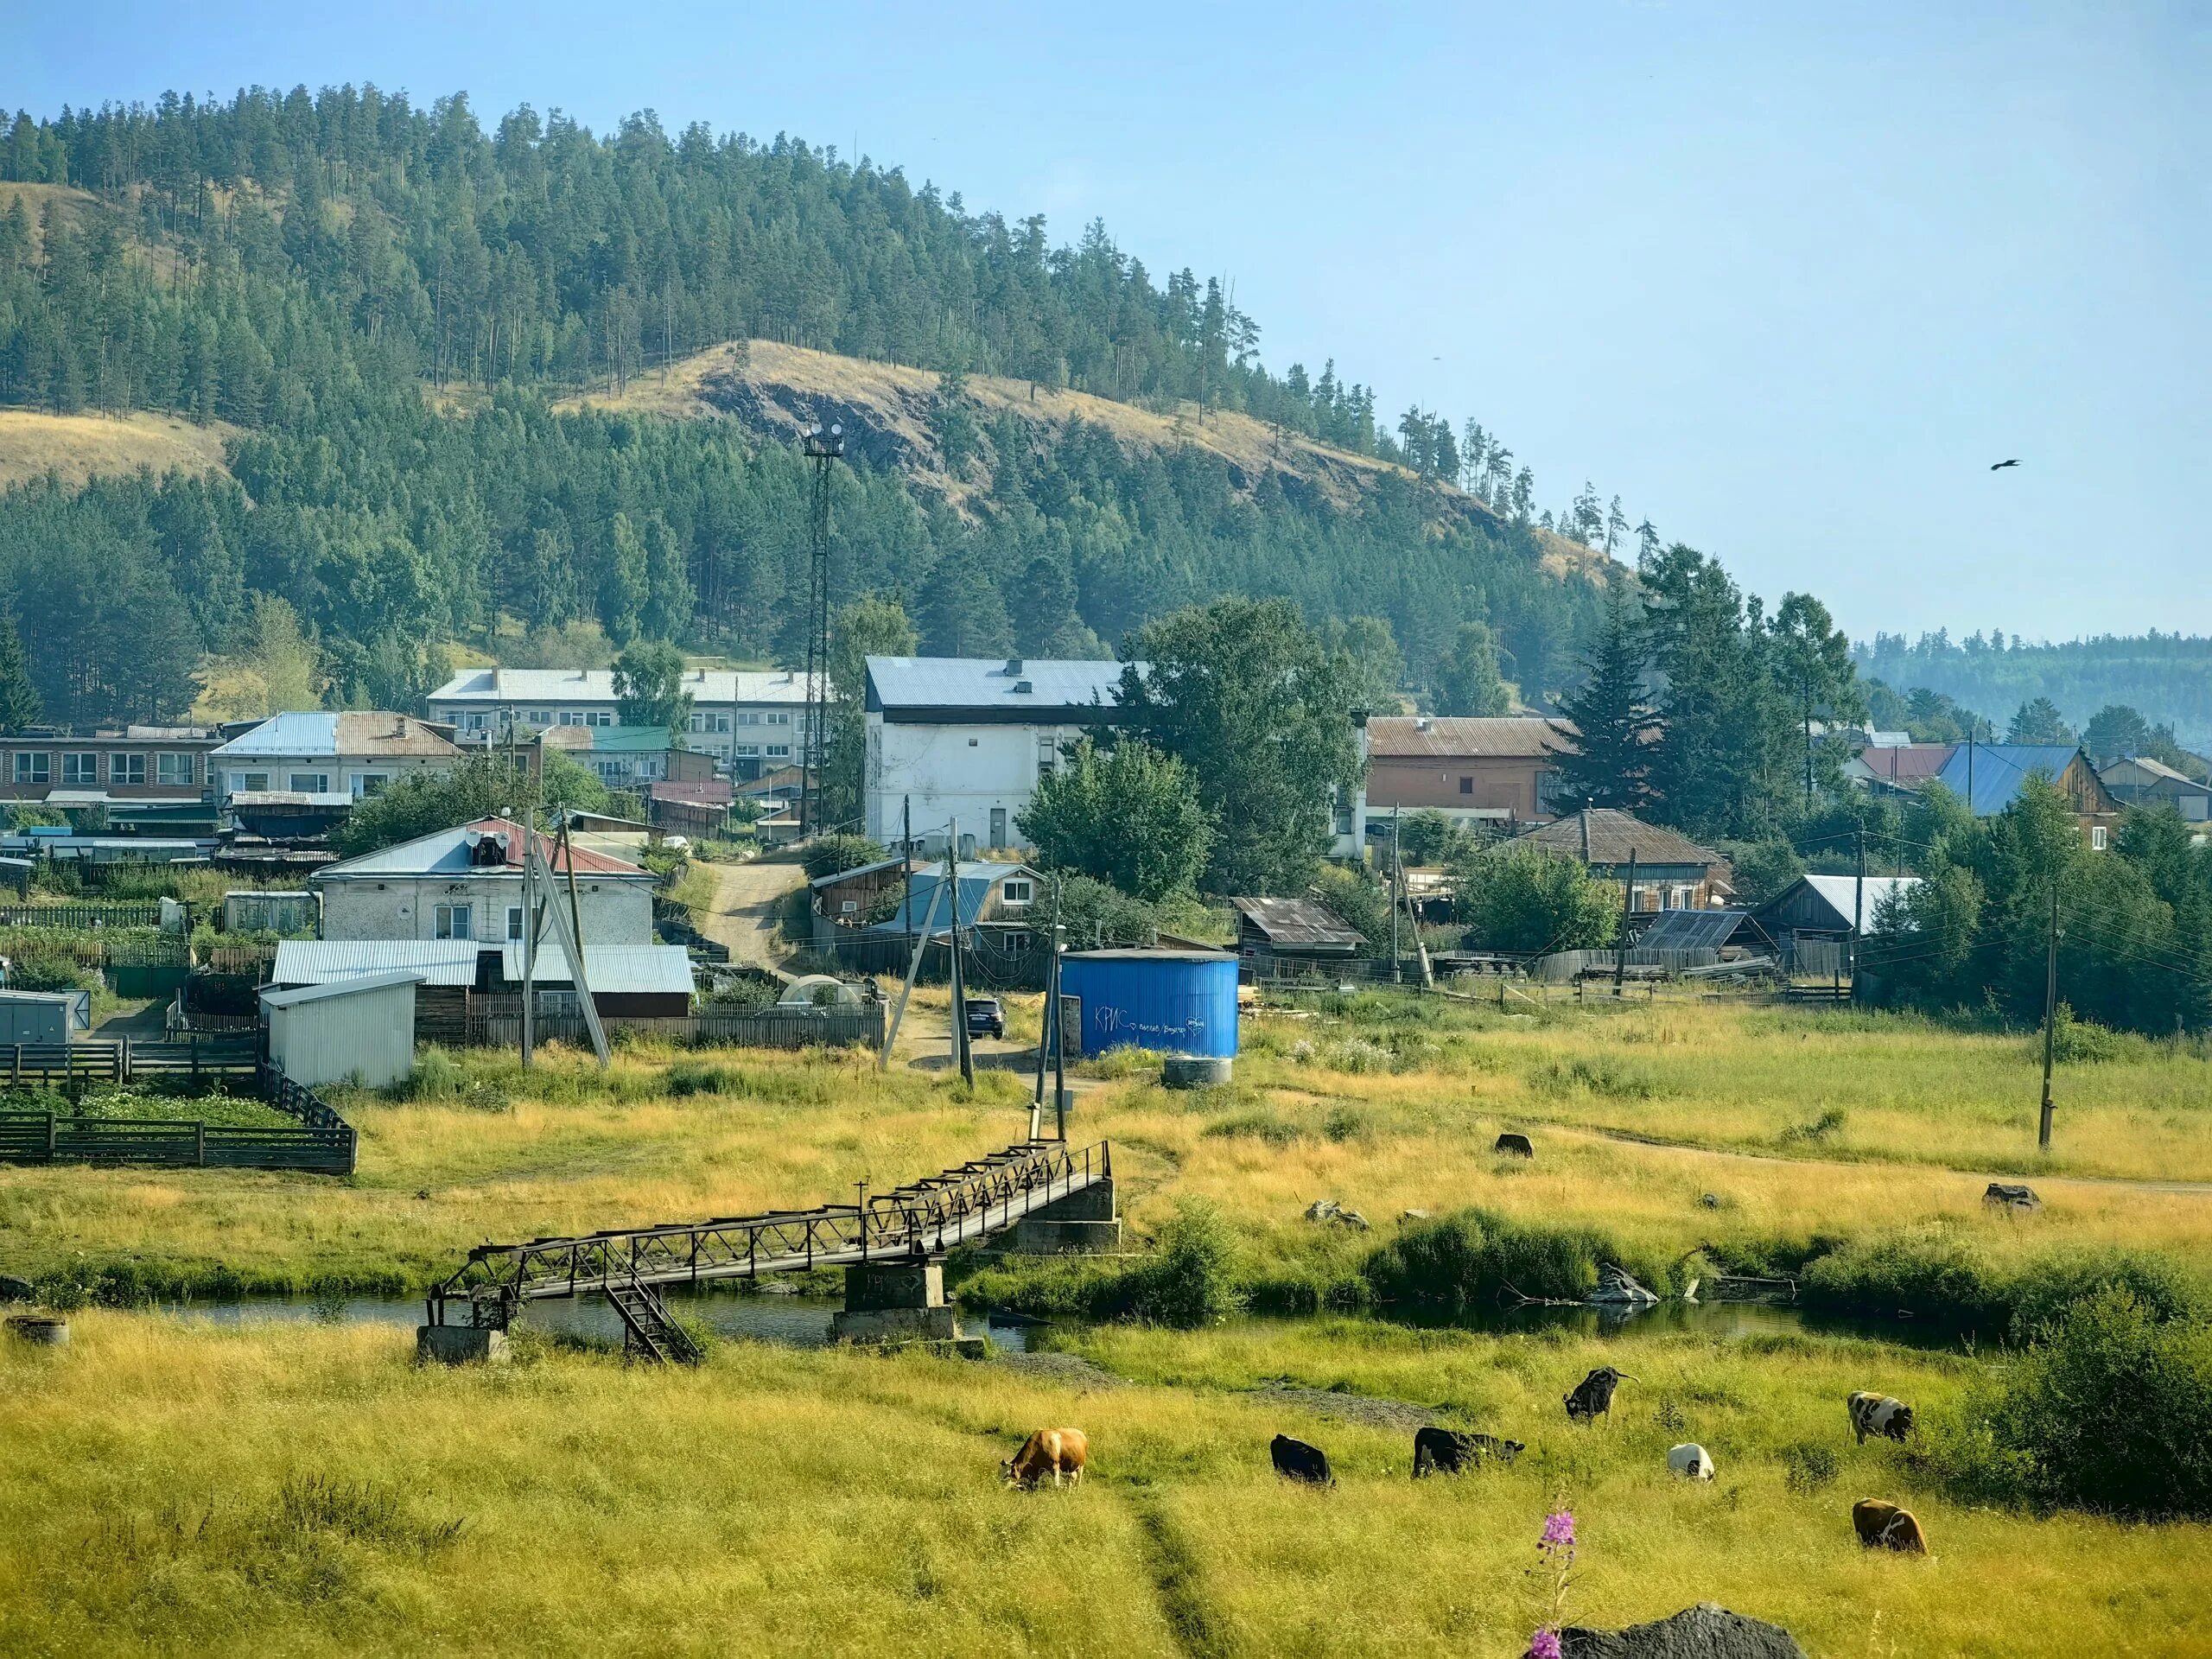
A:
799 421 843 837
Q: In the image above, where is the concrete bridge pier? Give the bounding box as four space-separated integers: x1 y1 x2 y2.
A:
830 1258 959 1344
1011 1178 1122 1255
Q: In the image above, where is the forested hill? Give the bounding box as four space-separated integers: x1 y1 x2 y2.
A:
0 88 1614 725
1855 632 2212 753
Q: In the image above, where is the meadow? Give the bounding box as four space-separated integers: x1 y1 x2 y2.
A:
2 993 2209 1655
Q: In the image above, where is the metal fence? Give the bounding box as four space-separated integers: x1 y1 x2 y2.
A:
0 902 164 930
0 1055 356 1175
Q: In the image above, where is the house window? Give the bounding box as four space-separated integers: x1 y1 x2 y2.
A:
737 711 761 727
156 753 194 787
352 773 391 800
506 906 524 941
840 899 858 914
289 772 330 794
1669 885 1691 909
1001 879 1034 907
526 709 550 725
735 744 761 758
766 744 791 760
111 753 146 786
766 711 792 727
588 710 613 728
12 753 48 785
2091 825 2108 851
1003 931 1034 956
232 771 270 794
1459 776 1474 795
60 753 96 785
434 902 474 940
711 713 731 734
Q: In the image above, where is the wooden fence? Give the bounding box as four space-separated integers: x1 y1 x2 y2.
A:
0 901 164 930
0 1037 260 1089
0 1055 355 1174
465 1003 886 1052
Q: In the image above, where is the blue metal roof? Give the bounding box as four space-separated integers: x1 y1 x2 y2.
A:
1932 745 2081 815
211 712 340 758
865 657 1133 717
861 862 1039 936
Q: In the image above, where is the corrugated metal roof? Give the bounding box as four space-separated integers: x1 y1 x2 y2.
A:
1852 743 1955 782
497 944 696 995
428 669 817 705
1366 716 1572 759
2103 755 2197 786
1637 908 1758 950
1510 809 1725 870
315 817 647 880
212 711 459 760
1797 874 1921 928
865 656 1131 715
272 940 483 986
861 862 1041 936
262 970 424 1008
1931 745 2083 815
1230 896 1366 949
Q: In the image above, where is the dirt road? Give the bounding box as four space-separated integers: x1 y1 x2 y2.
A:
695 856 807 978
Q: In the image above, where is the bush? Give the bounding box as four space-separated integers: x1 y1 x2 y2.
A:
1801 1231 2201 1340
1931 1289 2212 1519
1361 1207 1673 1320
800 834 887 880
1782 1442 1838 1494
1527 1056 1660 1099
1200 1109 1300 1148
1128 1201 1241 1328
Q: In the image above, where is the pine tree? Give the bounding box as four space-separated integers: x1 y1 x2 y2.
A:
1553 591 1658 812
0 609 41 729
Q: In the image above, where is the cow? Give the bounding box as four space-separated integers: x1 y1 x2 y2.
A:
1565 1366 1633 1425
1001 1427 1087 1490
1847 1392 1915 1445
1494 1132 1535 1159
1411 1427 1523 1478
1667 1443 1716 1481
1853 1498 1929 1554
1270 1434 1332 1485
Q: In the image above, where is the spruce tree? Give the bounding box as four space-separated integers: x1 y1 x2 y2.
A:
0 610 40 730
1554 591 1658 812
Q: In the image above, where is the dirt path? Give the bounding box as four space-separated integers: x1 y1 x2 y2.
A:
695 856 807 980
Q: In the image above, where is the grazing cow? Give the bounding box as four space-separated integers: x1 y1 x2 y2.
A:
1411 1427 1523 1478
1001 1427 1087 1490
1667 1442 1716 1481
1270 1434 1332 1485
1494 1132 1535 1159
1853 1498 1929 1554
1847 1392 1915 1445
1564 1366 1633 1425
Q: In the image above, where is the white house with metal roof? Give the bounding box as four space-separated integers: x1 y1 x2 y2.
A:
426 667 822 779
310 817 657 946
209 712 466 808
863 656 1136 855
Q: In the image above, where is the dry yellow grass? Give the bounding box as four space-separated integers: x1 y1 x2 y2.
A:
0 408 233 493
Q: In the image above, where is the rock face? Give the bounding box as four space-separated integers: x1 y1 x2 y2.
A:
1560 1602 1807 1658
1589 1262 1660 1305
1303 1198 1370 1231
1984 1181 2042 1211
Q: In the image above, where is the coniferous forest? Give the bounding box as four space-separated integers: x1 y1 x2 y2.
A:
0 87 1609 723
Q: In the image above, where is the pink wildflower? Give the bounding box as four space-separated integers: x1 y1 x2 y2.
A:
1541 1509 1577 1551
1526 1630 1563 1659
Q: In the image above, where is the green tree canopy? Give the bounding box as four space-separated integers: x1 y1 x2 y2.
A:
332 751 609 859
1554 589 1657 813
1015 737 1212 902
1452 844 1618 953
0 608 41 729
613 640 693 738
1432 620 1512 716
2007 696 2075 745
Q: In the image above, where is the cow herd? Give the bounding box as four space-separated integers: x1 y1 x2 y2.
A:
1002 1369 1929 1553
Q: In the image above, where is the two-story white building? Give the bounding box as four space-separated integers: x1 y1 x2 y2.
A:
310 817 658 946
426 668 821 780
208 713 467 836
862 656 1133 855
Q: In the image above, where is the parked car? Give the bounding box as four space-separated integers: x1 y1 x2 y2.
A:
964 997 1006 1039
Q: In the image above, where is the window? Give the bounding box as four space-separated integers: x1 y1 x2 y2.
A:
232 771 270 794
289 772 330 794
156 753 193 787
688 712 706 733
2091 824 2108 851
735 744 761 758
1037 733 1060 776
840 899 858 915
766 711 792 727
558 711 582 726
434 903 474 940
1669 885 1692 910
352 773 391 800
766 744 791 760
111 753 146 786
587 710 613 728
1001 879 1033 907
60 753 96 785
711 712 731 734
526 709 550 726
737 711 761 727
12 753 48 785
1459 776 1474 796
506 906 524 941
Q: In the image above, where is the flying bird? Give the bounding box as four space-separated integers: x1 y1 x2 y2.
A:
1990 458 2022 471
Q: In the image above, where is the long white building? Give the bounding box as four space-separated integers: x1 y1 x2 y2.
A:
863 656 1132 855
427 667 820 779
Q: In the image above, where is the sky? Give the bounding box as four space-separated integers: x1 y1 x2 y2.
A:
10 2 2208 645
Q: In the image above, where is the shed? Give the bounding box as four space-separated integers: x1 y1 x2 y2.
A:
1750 874 1923 944
1057 950 1239 1059
0 989 92 1045
1633 908 1776 957
223 889 322 936
1230 897 1365 962
261 972 420 1089
497 944 696 1016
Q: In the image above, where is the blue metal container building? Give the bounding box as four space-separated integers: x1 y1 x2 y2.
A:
1057 950 1238 1059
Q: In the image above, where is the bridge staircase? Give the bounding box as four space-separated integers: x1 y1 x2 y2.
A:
607 1278 701 1364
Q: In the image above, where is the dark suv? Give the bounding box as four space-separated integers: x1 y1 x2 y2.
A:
964 997 1006 1039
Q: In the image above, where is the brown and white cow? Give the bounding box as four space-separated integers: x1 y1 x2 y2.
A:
1852 1498 1928 1553
1847 1391 1914 1445
1002 1427 1088 1489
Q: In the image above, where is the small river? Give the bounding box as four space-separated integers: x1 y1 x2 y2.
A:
141 1287 1973 1355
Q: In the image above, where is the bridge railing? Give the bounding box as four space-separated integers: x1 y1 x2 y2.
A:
426 1138 1111 1325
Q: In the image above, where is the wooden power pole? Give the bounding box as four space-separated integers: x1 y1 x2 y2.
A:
2039 882 2062 1151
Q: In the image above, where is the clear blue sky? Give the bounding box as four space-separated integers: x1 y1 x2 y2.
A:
12 2 2207 645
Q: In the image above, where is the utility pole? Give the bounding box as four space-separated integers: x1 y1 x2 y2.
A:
1615 847 1637 996
1851 825 1866 995
901 795 913 955
945 817 973 1088
1052 919 1068 1141
1389 806 1402 984
2039 882 2062 1151
798 420 844 838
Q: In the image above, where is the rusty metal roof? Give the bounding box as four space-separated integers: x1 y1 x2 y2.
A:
1230 896 1365 949
1510 809 1726 870
1366 716 1573 760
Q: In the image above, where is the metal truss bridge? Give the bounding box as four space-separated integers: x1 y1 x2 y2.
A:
426 1138 1112 1330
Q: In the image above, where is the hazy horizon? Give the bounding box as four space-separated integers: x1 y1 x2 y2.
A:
12 1 2206 646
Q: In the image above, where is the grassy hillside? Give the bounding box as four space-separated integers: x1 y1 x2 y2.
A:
0 408 232 493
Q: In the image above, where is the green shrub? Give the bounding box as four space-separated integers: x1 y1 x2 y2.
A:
1527 1056 1661 1099
665 1062 738 1097
1782 1442 1838 1493
1199 1110 1300 1148
1360 1207 1673 1320
1801 1232 2201 1340
2045 1005 2145 1065
1128 1202 1241 1328
1929 1289 2212 1519
1778 1106 1848 1146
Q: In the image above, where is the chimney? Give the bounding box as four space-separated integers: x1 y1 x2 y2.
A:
1004 658 1024 676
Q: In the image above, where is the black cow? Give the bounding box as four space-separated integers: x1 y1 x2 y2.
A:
1412 1427 1523 1478
1493 1132 1535 1159
1564 1366 1633 1425
1270 1434 1332 1484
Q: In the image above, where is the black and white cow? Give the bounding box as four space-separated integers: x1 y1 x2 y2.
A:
1411 1427 1523 1478
1847 1391 1914 1445
1565 1366 1632 1425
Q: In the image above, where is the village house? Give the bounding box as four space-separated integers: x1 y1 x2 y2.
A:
310 817 657 946
2100 755 2210 823
0 726 225 830
427 667 820 780
1933 743 2122 849
1842 742 1955 797
1750 874 1923 974
1363 715 1571 827
1505 808 1733 911
813 857 1043 945
535 723 721 791
209 712 465 837
1230 896 1367 972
